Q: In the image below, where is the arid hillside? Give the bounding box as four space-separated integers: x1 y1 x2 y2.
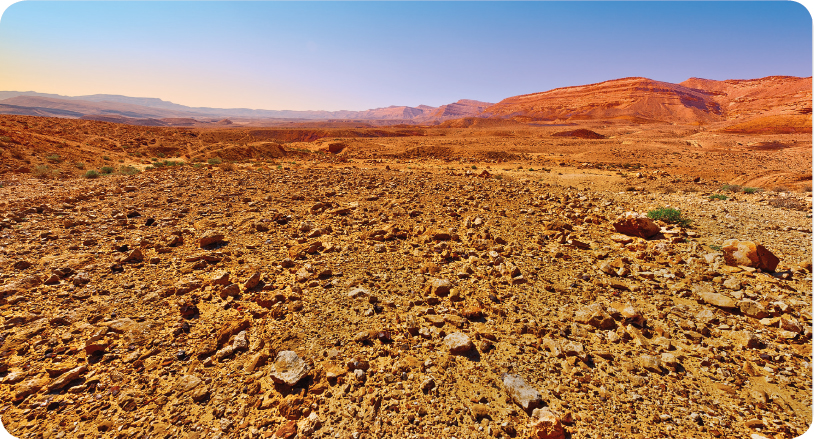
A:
477 76 812 134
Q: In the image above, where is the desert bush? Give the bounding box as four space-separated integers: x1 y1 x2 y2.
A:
721 184 742 193
102 155 111 161
33 164 57 179
771 186 790 193
742 187 761 194
84 170 100 179
100 166 115 174
75 162 85 170
46 153 61 163
803 184 812 193
193 163 203 169
221 162 236 171
118 165 139 176
471 165 477 170
157 152 166 158
647 207 691 227
208 157 222 165
767 197 808 211
709 194 728 201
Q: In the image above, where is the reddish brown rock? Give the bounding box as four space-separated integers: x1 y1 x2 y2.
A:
612 212 660 239
721 239 780 272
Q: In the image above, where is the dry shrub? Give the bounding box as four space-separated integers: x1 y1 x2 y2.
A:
767 197 809 211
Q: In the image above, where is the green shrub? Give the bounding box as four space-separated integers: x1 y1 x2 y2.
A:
84 170 100 179
709 194 728 201
75 162 85 170
721 184 741 193
102 155 111 161
647 207 691 227
118 165 139 175
100 166 115 174
46 153 61 163
157 152 165 158
709 244 722 251
193 163 203 169
471 165 477 170
742 187 761 194
208 157 222 165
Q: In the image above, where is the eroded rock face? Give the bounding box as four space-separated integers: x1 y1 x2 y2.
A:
721 239 780 272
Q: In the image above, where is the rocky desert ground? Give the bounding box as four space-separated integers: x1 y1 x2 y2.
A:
0 104 811 439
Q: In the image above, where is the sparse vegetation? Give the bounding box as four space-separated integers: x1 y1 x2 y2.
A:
721 184 742 193
767 197 808 211
46 153 62 163
208 157 222 165
84 170 100 179
647 207 691 227
771 186 790 193
102 155 111 161
221 162 236 171
118 165 139 176
157 152 166 158
709 244 722 251
709 194 728 201
742 187 761 194
33 164 57 179
100 166 115 174
75 162 85 170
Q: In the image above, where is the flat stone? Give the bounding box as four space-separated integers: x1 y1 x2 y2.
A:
269 351 310 386
502 373 542 414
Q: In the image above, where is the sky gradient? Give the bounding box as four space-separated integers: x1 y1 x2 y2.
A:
0 1 811 111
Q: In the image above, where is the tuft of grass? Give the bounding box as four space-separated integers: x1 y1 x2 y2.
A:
46 153 62 163
771 186 790 193
647 207 691 227
742 187 761 194
207 157 222 165
721 184 742 193
471 165 477 170
193 163 203 169
75 162 85 170
100 166 115 174
157 152 165 158
84 170 100 179
102 155 111 161
709 194 728 201
709 244 722 251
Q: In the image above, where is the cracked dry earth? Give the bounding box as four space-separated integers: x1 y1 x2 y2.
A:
0 165 811 439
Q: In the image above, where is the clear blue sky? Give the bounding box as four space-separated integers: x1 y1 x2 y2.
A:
0 1 810 111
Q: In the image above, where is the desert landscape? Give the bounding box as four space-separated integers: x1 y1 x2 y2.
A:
0 74 811 439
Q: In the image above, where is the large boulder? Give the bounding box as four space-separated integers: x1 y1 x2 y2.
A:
721 239 779 272
612 212 660 239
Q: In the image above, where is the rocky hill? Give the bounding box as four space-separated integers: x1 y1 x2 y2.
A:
477 76 812 130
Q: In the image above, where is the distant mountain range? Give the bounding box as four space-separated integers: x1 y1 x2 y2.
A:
1 75 810 128
0 91 493 125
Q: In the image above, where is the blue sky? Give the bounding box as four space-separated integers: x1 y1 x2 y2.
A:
0 1 810 111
